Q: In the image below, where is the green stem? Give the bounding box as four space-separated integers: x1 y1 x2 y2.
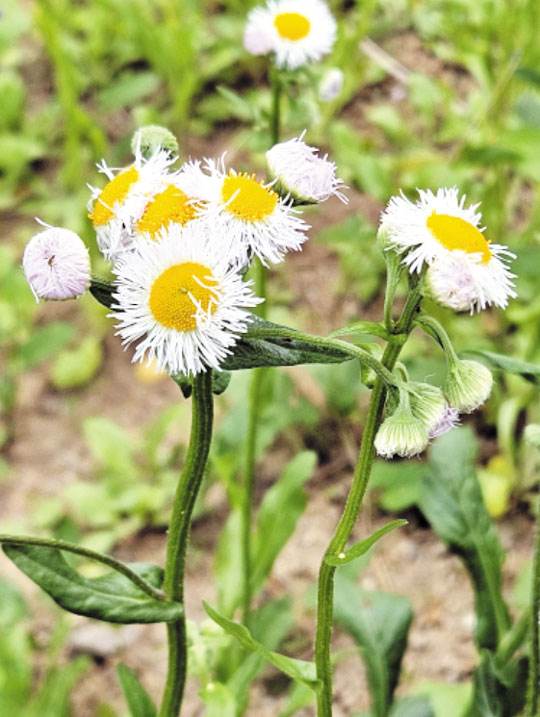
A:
158 371 214 717
315 289 421 716
527 496 540 715
0 534 164 601
270 71 282 145
241 260 267 628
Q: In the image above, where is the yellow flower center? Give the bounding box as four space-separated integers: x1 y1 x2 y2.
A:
426 211 492 264
221 172 278 222
149 262 218 332
274 12 311 41
90 166 139 227
137 185 198 238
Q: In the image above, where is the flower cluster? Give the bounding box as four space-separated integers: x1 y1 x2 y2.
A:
23 130 345 378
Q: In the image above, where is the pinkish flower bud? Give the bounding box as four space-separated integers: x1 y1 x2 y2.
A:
23 226 91 301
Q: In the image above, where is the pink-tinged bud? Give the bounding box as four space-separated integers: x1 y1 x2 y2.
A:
23 226 91 301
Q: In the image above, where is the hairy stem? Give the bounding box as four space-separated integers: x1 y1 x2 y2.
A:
158 370 214 717
527 496 540 715
315 289 421 716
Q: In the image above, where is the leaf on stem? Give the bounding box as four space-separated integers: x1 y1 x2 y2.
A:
462 350 540 384
2 545 183 624
117 664 157 717
324 519 408 566
329 321 390 341
203 602 321 691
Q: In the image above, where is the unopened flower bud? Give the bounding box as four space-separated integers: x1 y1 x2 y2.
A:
423 254 478 313
408 382 447 434
443 359 493 413
375 390 429 459
266 134 347 205
23 226 91 301
131 125 179 160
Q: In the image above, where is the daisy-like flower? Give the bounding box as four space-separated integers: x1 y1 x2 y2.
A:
23 225 90 301
87 146 176 260
379 187 516 312
244 0 337 71
111 223 262 377
132 183 204 241
179 157 309 266
266 133 347 204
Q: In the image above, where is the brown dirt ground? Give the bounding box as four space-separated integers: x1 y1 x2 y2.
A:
1 23 535 717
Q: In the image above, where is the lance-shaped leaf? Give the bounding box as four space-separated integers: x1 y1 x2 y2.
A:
2 545 183 624
419 428 511 650
324 519 407 566
117 664 157 717
334 576 413 717
462 350 540 384
203 602 320 691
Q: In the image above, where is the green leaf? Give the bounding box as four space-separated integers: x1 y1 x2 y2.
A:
117 664 157 717
90 278 115 308
334 577 413 717
412 680 472 717
221 318 350 370
215 508 244 617
329 321 390 340
203 602 320 691
466 651 527 717
462 350 540 384
50 336 103 389
2 545 183 624
252 451 316 591
13 322 75 371
389 696 434 717
419 428 511 649
324 519 407 566
172 369 232 398
370 461 422 512
200 682 237 717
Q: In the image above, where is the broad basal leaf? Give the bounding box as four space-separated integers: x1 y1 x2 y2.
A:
2 545 183 624
419 428 510 650
334 576 413 717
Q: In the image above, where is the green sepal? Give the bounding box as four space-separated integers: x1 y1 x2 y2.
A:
117 663 157 717
2 544 183 624
203 602 321 692
172 370 232 398
324 519 407 566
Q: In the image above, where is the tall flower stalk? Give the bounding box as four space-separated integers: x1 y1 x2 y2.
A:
159 370 214 717
314 286 422 715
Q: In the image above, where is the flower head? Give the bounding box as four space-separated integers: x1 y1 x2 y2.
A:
130 125 179 160
375 390 429 459
244 0 337 71
266 133 347 204
88 146 175 261
23 225 90 301
379 187 516 312
443 358 493 413
111 223 262 377
178 156 309 266
429 404 460 439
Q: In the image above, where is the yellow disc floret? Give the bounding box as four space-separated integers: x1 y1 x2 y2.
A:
274 12 311 41
137 185 198 238
221 172 278 222
90 166 139 227
149 262 218 332
426 211 492 264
